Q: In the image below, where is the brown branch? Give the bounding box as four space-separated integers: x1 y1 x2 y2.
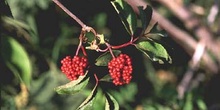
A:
177 39 206 99
52 0 85 27
125 0 219 73
152 11 218 73
156 0 220 67
125 0 219 99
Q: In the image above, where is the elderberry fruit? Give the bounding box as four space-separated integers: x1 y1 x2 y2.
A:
61 56 88 80
108 54 132 86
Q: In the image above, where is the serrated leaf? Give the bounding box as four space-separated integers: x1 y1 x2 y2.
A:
1 36 32 87
54 71 89 94
95 50 121 66
77 83 98 110
105 93 119 110
138 6 152 33
111 0 137 35
135 39 172 64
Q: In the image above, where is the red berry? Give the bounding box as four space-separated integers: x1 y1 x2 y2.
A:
61 56 88 80
108 54 132 86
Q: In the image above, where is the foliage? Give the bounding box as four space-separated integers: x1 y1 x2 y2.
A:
1 35 32 87
1 0 219 110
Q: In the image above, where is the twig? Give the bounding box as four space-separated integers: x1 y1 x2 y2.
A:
125 0 218 73
177 39 206 99
191 40 206 67
152 10 218 73
105 42 115 58
177 67 194 99
94 74 99 85
207 0 219 24
75 30 84 56
156 0 220 66
52 0 85 27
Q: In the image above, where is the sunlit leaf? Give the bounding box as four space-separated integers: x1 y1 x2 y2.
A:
36 0 50 10
1 36 32 87
183 93 193 110
105 93 119 110
135 39 172 64
93 89 106 110
54 71 89 94
197 98 207 110
77 83 98 110
95 50 121 66
138 6 152 33
111 0 137 35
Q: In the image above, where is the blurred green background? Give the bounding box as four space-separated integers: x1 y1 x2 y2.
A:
1 0 220 110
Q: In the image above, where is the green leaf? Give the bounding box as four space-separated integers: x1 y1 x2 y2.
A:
144 23 167 38
2 16 38 44
2 16 31 32
93 89 106 110
144 33 165 39
100 74 112 82
110 83 137 105
138 6 152 33
1 36 32 87
77 83 98 110
93 13 107 29
197 99 207 110
183 93 193 110
36 0 50 10
145 22 158 34
105 93 119 110
135 39 172 64
95 50 121 66
111 0 137 35
31 70 58 104
54 71 89 95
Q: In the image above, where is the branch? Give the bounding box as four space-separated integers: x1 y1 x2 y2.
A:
125 0 219 73
177 39 206 99
52 0 85 27
156 0 220 66
152 11 218 73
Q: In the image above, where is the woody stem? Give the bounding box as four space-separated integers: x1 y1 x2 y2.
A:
53 0 86 27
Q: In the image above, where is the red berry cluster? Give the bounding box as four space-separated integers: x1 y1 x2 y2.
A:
61 56 88 80
108 54 133 86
